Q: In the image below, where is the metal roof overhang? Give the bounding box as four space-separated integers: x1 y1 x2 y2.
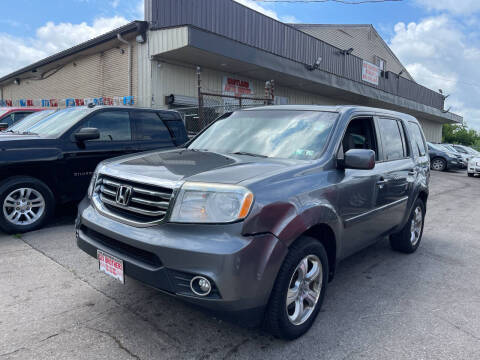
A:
151 26 461 125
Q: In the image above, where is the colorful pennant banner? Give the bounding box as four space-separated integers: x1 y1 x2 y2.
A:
0 96 136 108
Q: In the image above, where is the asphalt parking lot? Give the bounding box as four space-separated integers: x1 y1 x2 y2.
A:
1 170 479 360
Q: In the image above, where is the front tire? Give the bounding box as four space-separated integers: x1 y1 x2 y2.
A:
468 173 474 177
0 177 54 234
265 236 329 340
390 198 425 254
431 158 447 171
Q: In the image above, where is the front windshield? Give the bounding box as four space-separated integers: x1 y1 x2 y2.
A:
189 110 338 160
442 144 458 153
27 107 92 137
430 143 450 152
7 110 56 133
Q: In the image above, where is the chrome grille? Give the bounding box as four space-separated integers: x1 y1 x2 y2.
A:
96 175 173 224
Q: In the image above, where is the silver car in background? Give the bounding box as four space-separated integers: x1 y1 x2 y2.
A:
468 155 480 177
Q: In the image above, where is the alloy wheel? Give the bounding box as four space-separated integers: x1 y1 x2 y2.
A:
285 255 323 326
432 159 445 171
3 188 46 226
410 206 423 246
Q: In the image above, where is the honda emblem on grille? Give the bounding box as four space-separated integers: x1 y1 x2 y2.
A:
116 185 133 206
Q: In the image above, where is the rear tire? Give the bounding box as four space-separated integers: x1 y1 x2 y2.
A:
0 177 54 234
265 236 329 340
431 158 447 172
390 198 425 254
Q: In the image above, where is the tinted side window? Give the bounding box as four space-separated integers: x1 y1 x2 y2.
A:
84 111 131 141
378 118 405 161
408 122 427 156
14 112 32 123
135 112 171 141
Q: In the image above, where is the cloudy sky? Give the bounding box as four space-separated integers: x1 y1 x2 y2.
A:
1 0 479 129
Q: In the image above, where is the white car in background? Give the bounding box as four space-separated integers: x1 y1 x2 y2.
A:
468 156 480 177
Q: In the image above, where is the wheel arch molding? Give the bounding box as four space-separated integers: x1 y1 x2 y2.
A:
242 201 342 261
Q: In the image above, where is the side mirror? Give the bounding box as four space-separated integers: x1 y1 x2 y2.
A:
74 127 100 142
344 149 375 170
0 123 8 131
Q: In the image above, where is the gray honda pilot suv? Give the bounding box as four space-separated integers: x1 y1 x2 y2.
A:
76 105 430 340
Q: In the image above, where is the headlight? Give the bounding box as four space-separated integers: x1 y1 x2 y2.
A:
170 182 254 223
87 169 99 199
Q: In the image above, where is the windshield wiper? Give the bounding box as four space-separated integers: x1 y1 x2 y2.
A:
21 131 38 135
230 151 268 158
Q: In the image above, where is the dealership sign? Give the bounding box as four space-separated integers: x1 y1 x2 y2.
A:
222 76 254 97
362 61 381 86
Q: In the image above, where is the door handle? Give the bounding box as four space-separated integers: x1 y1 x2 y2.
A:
376 178 388 189
408 168 419 176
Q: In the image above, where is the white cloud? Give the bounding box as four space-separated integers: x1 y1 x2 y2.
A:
0 33 46 77
0 16 129 78
390 15 480 130
36 16 129 54
416 0 480 15
280 15 300 24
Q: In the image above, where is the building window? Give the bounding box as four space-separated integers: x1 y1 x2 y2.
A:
374 56 387 71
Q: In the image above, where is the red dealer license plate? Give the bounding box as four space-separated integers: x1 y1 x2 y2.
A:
97 250 124 284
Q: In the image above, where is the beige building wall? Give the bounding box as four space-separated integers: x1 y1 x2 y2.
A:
418 118 442 143
150 61 349 109
1 41 137 102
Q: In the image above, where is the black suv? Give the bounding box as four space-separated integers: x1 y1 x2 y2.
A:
77 106 429 340
0 106 187 233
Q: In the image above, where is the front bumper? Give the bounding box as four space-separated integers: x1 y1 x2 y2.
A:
447 159 464 169
76 198 287 314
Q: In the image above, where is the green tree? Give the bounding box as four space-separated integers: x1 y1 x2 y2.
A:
442 123 480 147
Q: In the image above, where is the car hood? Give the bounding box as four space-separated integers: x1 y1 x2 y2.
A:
100 148 298 185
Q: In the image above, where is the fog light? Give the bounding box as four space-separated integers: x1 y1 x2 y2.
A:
190 276 212 296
